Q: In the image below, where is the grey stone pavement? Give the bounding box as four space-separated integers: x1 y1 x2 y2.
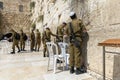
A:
0 41 103 80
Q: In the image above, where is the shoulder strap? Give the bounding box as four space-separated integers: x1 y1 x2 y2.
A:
69 22 76 37
44 31 50 41
69 22 74 35
69 22 82 36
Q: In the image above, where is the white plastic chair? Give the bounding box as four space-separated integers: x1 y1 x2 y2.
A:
46 42 65 73
58 42 69 70
0 40 11 54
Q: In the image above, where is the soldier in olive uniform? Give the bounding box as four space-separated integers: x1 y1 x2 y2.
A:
65 12 86 75
35 29 41 51
20 29 26 51
56 22 66 42
11 29 20 54
42 27 56 57
30 29 35 52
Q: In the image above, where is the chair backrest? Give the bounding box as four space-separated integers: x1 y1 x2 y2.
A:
0 40 8 48
0 40 9 54
58 42 68 57
46 42 59 57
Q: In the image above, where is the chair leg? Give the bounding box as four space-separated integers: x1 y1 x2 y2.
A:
54 57 57 74
47 57 50 71
63 58 65 71
65 56 68 70
66 55 69 70
53 56 55 69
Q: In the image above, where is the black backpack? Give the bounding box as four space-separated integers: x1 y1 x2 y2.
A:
15 33 20 40
23 34 28 41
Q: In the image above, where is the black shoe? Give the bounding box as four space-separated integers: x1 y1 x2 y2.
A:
31 49 34 52
80 65 87 73
33 49 36 51
11 52 15 54
70 66 75 74
75 68 82 75
18 50 20 53
23 49 26 51
43 54 46 57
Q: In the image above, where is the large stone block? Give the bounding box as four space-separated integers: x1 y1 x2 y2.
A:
113 54 120 80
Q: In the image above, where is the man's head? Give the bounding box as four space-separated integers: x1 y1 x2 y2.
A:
30 28 34 32
46 27 50 30
44 26 49 30
36 29 39 32
20 29 23 33
62 22 67 27
69 12 77 19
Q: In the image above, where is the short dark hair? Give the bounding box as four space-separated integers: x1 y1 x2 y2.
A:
63 22 67 25
70 13 77 19
46 27 50 30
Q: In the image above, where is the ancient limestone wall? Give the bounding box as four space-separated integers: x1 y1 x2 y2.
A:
0 0 30 13
31 0 71 34
86 0 120 79
1 12 31 34
31 0 120 79
0 0 31 36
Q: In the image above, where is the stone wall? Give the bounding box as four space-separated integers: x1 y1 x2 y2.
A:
0 12 31 34
31 0 120 79
0 0 30 13
31 0 70 34
87 0 120 79
0 0 31 36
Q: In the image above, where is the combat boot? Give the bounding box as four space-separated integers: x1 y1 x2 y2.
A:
23 49 26 51
18 50 20 53
18 49 21 53
81 65 87 73
11 51 15 54
21 49 23 51
75 68 82 75
43 53 46 57
70 66 75 74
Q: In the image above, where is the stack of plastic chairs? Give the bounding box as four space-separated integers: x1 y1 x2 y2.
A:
46 42 65 73
58 42 69 70
0 40 11 54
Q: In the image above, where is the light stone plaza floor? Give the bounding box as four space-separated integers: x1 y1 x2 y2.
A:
0 41 102 80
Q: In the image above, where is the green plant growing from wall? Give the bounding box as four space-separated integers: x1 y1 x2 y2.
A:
28 13 33 17
31 23 36 30
37 15 44 22
30 1 36 12
50 0 56 3
63 0 67 3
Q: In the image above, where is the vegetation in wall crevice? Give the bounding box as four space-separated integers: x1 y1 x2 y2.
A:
31 23 36 30
37 15 44 22
30 1 36 12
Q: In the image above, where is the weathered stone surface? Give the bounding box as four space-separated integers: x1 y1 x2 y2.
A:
31 0 120 79
0 0 31 35
0 0 120 79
